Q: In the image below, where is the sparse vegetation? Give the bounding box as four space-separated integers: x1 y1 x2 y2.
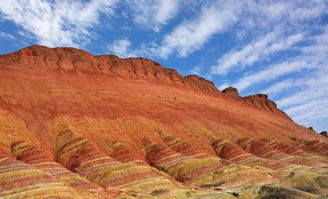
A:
151 189 169 196
294 186 318 194
320 131 327 137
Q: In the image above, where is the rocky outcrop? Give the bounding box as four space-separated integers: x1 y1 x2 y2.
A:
242 94 277 112
320 131 328 137
221 86 292 119
159 132 212 159
222 87 239 97
184 75 218 93
54 128 231 198
290 137 328 156
301 140 328 156
55 128 176 192
237 138 328 168
211 138 287 171
10 141 114 198
261 138 311 157
242 94 293 120
0 148 86 199
108 141 146 165
142 137 272 187
0 45 220 95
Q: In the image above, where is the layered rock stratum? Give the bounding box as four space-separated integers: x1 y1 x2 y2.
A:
0 45 327 199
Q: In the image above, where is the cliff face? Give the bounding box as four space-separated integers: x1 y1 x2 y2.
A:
0 45 327 199
222 87 240 97
0 45 292 118
222 86 291 119
0 45 219 95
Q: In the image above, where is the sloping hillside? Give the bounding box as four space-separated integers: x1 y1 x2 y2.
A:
0 45 327 199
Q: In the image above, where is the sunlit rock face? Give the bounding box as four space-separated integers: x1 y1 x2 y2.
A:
0 45 327 198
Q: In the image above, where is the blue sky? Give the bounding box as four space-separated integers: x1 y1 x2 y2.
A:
0 0 328 132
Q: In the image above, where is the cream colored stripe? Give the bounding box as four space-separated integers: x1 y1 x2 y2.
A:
0 182 65 197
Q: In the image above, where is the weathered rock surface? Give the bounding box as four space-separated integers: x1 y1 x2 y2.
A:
0 45 327 198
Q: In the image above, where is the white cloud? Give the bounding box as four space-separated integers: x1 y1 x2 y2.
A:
248 25 328 131
259 26 328 97
261 78 305 96
300 26 328 61
129 0 180 31
107 39 136 58
209 0 328 76
218 83 230 91
211 32 304 75
271 66 328 130
286 0 328 22
285 99 328 119
17 30 33 39
285 98 328 131
0 32 15 40
239 1 328 32
0 0 116 47
233 59 317 92
190 66 202 75
277 75 328 108
157 0 241 58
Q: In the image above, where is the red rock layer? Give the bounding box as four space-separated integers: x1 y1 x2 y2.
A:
55 128 183 192
142 137 232 182
211 138 289 170
0 148 8 159
0 45 219 95
222 87 240 98
108 141 147 165
263 138 328 168
0 45 306 120
141 136 275 188
143 137 194 168
299 140 328 156
289 137 324 155
1 45 326 155
262 138 312 157
0 148 84 199
242 94 279 113
0 45 327 197
160 132 211 159
10 141 115 198
237 138 328 168
221 87 291 118
238 138 295 160
142 137 275 188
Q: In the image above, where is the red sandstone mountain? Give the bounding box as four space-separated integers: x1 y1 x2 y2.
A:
0 45 327 199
